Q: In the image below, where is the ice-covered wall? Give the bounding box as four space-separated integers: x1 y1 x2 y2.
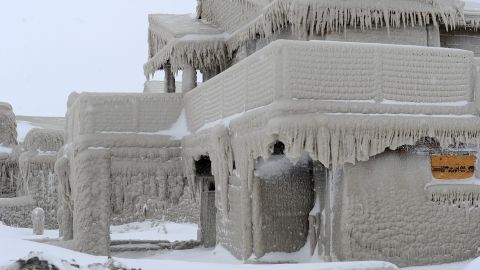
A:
109 147 198 224
336 151 480 267
0 196 36 227
67 93 184 142
325 26 430 46
18 129 64 228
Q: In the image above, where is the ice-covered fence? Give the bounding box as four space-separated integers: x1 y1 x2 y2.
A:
185 39 475 131
67 93 184 142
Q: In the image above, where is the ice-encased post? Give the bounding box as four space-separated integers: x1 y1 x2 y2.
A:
55 155 73 241
182 64 197 93
32 207 45 235
72 149 111 255
164 62 176 93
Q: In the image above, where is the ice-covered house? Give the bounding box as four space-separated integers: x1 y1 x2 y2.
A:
61 0 480 267
0 102 18 198
0 103 64 228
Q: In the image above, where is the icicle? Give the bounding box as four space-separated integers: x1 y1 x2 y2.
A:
197 0 465 56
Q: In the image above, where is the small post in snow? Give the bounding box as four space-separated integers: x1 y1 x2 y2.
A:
32 207 45 235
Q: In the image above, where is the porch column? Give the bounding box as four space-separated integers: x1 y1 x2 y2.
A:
182 64 197 93
164 62 176 93
72 149 111 255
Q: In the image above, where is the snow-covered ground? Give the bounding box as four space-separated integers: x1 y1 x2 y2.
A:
110 220 197 241
0 221 475 270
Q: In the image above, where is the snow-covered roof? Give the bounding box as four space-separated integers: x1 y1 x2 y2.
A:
150 14 223 38
146 14 230 78
148 14 225 56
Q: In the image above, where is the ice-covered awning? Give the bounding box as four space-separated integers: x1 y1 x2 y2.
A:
146 14 230 78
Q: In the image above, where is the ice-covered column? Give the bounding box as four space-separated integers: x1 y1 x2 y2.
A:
72 149 111 256
182 65 197 93
164 62 176 93
55 152 73 241
427 24 440 47
32 207 45 235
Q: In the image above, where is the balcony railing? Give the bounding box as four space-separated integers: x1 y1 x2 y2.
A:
185 39 475 132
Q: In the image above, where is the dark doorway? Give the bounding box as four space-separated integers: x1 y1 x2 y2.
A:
195 156 216 248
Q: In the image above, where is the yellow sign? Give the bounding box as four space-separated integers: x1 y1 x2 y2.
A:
431 155 476 180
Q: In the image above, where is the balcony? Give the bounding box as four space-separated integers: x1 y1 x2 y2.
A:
184 40 476 132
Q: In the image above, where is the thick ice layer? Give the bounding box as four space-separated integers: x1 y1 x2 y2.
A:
18 150 59 228
23 128 64 152
144 37 229 78
184 39 475 132
0 101 17 146
200 0 464 53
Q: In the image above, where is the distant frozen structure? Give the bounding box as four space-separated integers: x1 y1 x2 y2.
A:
31 207 45 235
19 128 64 227
0 102 18 197
0 104 64 229
3 0 480 267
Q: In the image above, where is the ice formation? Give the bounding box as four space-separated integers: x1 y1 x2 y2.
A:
0 102 17 146
19 129 64 228
31 207 45 235
55 146 73 240
199 0 465 54
5 0 480 267
0 102 19 198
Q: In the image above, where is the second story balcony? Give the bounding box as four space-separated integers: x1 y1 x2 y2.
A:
184 39 477 132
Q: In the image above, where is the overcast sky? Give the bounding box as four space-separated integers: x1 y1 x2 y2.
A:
1 0 480 117
0 0 196 117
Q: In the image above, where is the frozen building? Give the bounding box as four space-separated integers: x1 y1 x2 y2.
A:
0 104 64 228
54 0 480 267
0 102 18 198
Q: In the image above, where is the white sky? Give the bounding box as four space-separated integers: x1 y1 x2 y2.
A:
1 0 480 117
0 0 196 117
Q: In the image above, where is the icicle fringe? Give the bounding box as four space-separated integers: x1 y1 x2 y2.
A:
200 0 465 54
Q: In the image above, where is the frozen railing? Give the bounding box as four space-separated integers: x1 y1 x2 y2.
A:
143 80 183 93
67 93 183 142
184 39 475 131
